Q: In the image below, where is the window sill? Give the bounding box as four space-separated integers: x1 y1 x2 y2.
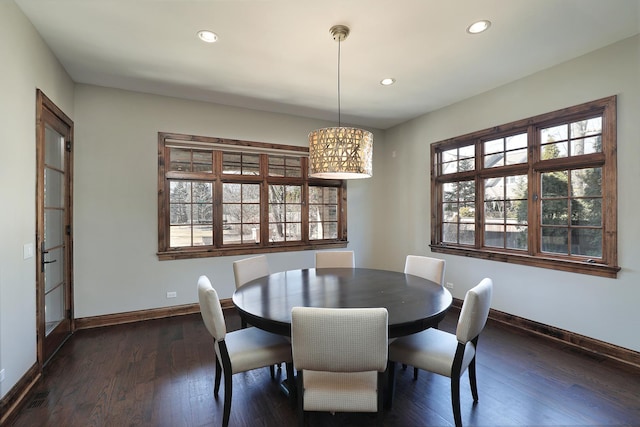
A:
158 241 348 261
430 244 620 278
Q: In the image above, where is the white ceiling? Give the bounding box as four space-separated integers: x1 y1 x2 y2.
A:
15 0 640 129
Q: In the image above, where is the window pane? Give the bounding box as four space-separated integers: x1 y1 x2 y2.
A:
541 200 568 225
571 228 602 257
571 117 602 138
193 225 213 246
505 148 527 165
442 223 458 243
541 227 568 254
170 225 192 247
571 199 602 226
169 148 191 172
170 181 191 202
222 153 241 174
459 223 475 245
541 124 568 143
541 141 568 159
223 183 241 202
571 136 602 155
223 224 242 244
193 151 213 172
506 225 527 250
571 168 601 197
243 184 260 202
541 171 568 197
193 182 212 203
242 204 260 223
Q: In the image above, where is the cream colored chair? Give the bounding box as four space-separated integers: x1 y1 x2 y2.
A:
232 255 281 377
403 255 447 378
388 278 493 427
315 250 355 268
291 307 388 427
404 255 446 286
197 275 294 427
233 255 269 329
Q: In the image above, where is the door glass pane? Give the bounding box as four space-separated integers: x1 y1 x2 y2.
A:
45 209 64 248
45 125 64 169
45 285 65 336
45 168 64 208
44 247 64 292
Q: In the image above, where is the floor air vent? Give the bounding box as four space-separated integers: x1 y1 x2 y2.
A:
27 391 49 409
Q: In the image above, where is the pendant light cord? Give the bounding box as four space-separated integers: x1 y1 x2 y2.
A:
337 37 342 128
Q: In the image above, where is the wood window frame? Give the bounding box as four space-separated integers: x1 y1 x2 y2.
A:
157 132 348 260
430 96 620 278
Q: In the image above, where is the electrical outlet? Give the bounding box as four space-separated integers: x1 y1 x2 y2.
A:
445 282 454 290
166 291 177 298
0 369 5 382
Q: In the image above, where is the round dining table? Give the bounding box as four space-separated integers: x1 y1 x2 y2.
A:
232 267 453 339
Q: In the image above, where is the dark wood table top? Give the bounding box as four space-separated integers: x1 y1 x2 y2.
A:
232 267 453 338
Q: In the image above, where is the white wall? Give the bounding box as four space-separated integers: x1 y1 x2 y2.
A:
72 86 382 318
376 35 640 352
0 1 75 399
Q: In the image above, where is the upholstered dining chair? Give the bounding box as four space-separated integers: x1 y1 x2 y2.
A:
388 278 493 427
232 255 281 377
404 255 446 286
197 275 294 427
291 307 388 427
403 255 447 378
315 250 355 268
233 255 269 329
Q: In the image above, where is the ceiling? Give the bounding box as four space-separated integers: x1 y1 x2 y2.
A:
15 0 640 129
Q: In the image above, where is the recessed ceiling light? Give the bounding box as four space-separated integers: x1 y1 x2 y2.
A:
467 20 491 34
380 78 396 86
197 30 218 43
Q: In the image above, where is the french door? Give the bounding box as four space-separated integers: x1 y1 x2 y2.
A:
36 90 74 365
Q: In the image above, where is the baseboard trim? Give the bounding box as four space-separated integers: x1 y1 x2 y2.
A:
0 363 40 426
75 299 235 330
452 298 640 371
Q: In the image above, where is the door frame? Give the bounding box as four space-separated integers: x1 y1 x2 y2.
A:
35 89 75 367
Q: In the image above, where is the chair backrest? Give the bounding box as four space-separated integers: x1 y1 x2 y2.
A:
197 275 227 341
456 278 493 344
233 255 269 289
315 251 355 269
291 307 388 373
404 255 446 286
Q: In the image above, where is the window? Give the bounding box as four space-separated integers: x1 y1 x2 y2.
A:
158 133 347 260
431 96 619 277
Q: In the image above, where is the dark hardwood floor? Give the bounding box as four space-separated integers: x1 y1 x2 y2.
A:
9 308 640 427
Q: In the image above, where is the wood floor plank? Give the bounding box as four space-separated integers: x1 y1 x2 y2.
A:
8 310 640 427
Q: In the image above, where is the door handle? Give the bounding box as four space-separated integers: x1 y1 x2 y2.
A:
40 242 57 272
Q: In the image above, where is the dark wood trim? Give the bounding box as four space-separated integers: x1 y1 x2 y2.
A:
75 300 235 330
451 298 640 370
0 363 40 426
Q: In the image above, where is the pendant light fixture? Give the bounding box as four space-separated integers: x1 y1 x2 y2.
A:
308 25 373 179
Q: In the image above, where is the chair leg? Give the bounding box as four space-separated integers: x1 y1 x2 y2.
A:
413 367 419 380
376 371 385 427
296 371 305 427
451 375 462 427
384 361 396 409
223 368 233 427
285 362 296 407
469 356 478 402
270 365 275 379
214 358 222 397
